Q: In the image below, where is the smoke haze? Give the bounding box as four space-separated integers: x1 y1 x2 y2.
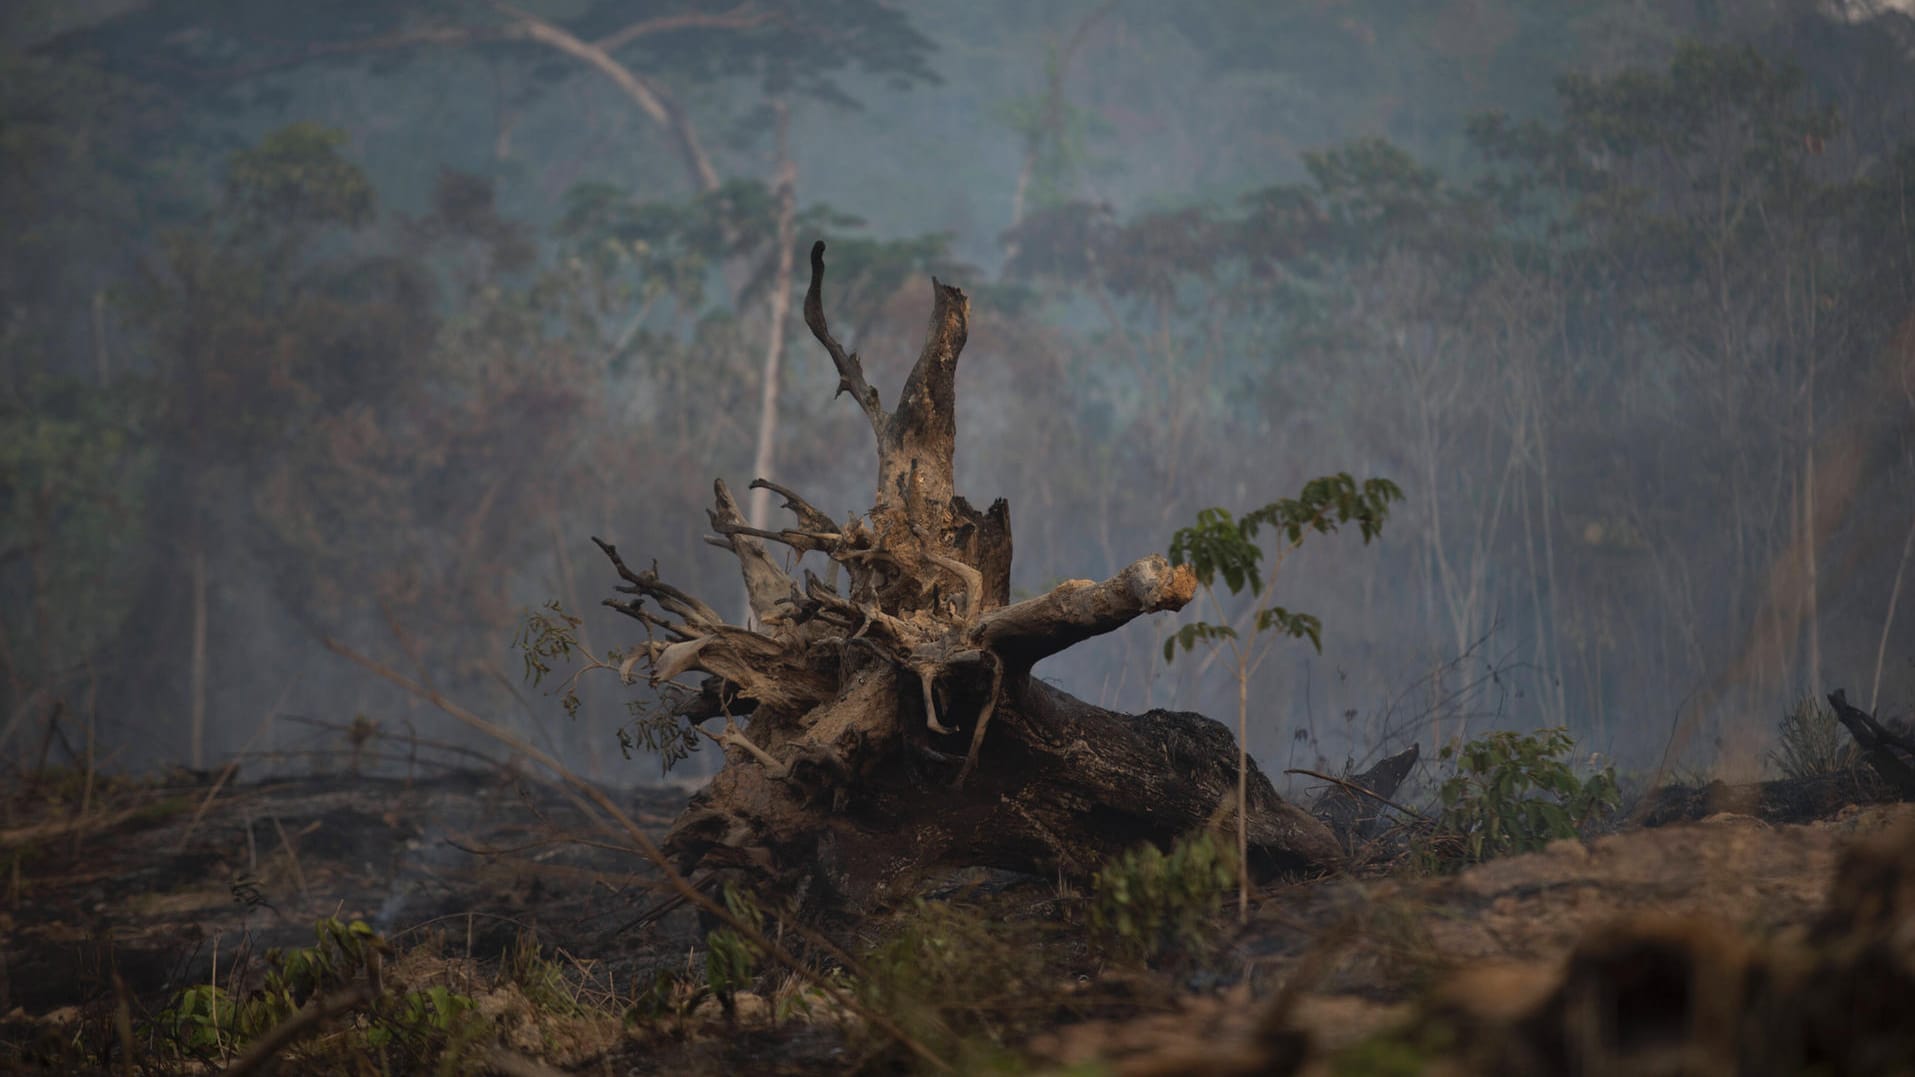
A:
4 0 1913 789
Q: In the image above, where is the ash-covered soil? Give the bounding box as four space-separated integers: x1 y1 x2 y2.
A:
3 762 1912 1075
1 766 729 1071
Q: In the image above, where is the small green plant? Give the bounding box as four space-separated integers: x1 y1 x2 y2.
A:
1770 694 1856 779
157 916 387 1054
153 917 488 1072
1420 728 1619 870
500 930 587 1018
1166 473 1403 919
704 882 768 998
365 984 488 1067
626 885 792 1026
1089 830 1239 965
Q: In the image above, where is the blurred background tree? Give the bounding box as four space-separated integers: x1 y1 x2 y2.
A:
3 0 1913 783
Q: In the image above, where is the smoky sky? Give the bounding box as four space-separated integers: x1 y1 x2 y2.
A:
4 0 1913 790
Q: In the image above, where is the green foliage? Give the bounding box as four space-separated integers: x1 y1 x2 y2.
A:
1164 476 1402 920
1770 695 1856 780
499 931 585 1018
225 122 375 230
157 916 381 1051
515 601 582 692
704 883 768 997
1162 619 1243 660
153 917 487 1071
1169 476 1405 597
1421 728 1619 870
1089 830 1238 964
617 696 706 774
515 599 708 773
1164 475 1402 662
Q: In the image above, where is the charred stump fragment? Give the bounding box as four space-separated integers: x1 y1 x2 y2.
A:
1827 689 1915 799
595 242 1339 910
1305 742 1421 851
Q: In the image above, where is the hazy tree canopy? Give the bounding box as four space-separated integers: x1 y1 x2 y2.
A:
3 0 1913 782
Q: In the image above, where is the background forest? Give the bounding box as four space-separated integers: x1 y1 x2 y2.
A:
4 0 1913 787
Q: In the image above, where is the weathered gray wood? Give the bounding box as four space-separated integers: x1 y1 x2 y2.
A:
598 242 1342 912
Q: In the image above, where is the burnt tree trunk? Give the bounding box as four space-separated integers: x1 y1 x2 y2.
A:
596 242 1340 910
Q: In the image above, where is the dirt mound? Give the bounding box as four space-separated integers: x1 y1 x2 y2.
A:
1079 804 1915 1076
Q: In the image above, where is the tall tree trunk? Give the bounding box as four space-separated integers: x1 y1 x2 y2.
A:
498 6 721 194
1872 514 1915 714
745 100 798 538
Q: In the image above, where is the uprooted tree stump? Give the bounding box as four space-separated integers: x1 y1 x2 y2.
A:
593 241 1340 912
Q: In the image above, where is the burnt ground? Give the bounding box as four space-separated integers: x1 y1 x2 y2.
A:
2 753 1912 1075
0 761 735 1070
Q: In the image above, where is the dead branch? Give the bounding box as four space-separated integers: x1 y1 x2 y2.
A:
710 516 842 555
491 3 719 192
700 723 789 777
174 757 243 853
802 573 914 645
750 477 839 534
803 241 886 438
972 555 1198 670
708 479 801 623
219 985 372 1077
953 651 1004 789
591 537 723 628
1287 768 1422 821
917 665 955 735
1302 742 1423 849
592 4 775 53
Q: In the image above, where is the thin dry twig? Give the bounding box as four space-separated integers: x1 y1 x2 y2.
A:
1283 768 1422 821
749 477 838 533
219 985 372 1077
175 759 244 854
269 815 312 904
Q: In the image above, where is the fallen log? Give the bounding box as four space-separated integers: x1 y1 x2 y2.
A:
589 241 1341 911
